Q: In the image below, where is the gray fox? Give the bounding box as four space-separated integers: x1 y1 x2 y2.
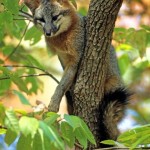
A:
20 0 130 145
20 0 85 112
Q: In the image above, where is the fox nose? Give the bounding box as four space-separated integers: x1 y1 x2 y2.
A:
45 31 51 36
44 28 51 36
44 24 51 36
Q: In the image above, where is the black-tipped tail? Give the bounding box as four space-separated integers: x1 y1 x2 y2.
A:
99 88 131 147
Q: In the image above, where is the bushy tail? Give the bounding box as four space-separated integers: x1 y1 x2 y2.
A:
99 88 131 147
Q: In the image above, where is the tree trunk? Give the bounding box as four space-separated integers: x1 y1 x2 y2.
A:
72 0 123 149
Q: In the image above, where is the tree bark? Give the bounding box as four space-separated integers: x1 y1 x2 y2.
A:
72 0 123 149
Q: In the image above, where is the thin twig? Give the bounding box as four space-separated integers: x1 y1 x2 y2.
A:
0 125 7 130
2 65 60 84
19 10 43 26
94 148 126 150
13 18 32 21
75 143 83 149
19 10 34 22
5 21 30 61
0 73 50 80
94 148 150 150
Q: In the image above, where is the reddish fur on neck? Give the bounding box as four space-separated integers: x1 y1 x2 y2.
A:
46 8 79 64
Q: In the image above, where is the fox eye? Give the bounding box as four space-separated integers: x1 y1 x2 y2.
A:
34 17 45 23
38 18 45 22
52 15 59 21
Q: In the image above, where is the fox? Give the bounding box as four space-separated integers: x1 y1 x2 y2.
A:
20 0 85 112
20 0 130 145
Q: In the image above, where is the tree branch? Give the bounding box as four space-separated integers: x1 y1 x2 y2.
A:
0 73 50 80
2 65 59 84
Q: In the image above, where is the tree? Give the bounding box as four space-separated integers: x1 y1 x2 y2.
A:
72 0 123 148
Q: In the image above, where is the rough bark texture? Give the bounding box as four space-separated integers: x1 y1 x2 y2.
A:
72 0 123 149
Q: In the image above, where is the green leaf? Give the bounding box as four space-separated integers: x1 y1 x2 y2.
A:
118 125 150 147
118 53 130 76
13 90 31 106
2 45 14 56
5 109 19 133
113 27 127 43
0 104 5 124
64 115 96 145
19 116 39 137
44 112 60 125
141 25 150 31
118 125 150 142
24 26 42 45
38 129 52 150
74 127 88 149
100 140 117 146
25 77 39 94
4 129 18 146
0 11 14 36
3 0 19 14
64 115 80 129
0 66 11 75
60 121 75 148
126 29 147 57
10 73 29 94
0 128 6 134
0 79 11 96
0 25 4 40
12 20 27 39
2 11 13 24
26 55 45 69
79 119 96 145
39 121 65 150
17 134 32 150
15 109 28 116
0 66 12 95
33 130 44 150
130 134 150 150
78 7 87 16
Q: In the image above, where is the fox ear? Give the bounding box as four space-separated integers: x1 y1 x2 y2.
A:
69 0 77 9
56 0 77 9
19 0 40 14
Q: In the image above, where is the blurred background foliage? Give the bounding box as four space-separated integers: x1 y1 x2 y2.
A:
0 0 150 132
113 0 150 129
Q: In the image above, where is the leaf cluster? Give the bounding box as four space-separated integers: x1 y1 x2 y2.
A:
0 105 96 150
101 124 150 149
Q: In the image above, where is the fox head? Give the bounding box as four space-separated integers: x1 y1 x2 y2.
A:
21 0 77 37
